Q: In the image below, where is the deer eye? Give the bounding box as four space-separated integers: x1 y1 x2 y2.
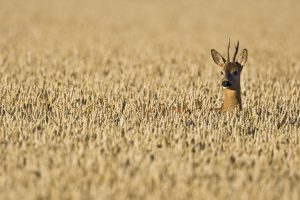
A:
233 71 238 76
221 71 224 75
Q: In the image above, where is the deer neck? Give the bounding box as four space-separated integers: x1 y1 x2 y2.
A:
222 87 242 111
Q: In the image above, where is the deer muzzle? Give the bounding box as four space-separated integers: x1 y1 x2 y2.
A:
222 81 232 88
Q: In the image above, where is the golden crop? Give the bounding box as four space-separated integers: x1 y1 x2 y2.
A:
0 0 299 199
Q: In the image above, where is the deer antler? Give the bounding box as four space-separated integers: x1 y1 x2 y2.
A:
232 41 239 62
227 38 230 62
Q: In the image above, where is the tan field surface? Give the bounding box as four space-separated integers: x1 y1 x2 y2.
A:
0 0 300 199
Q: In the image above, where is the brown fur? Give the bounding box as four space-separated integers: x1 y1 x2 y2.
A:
211 40 248 112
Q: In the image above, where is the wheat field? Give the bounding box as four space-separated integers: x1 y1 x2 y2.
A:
0 0 300 199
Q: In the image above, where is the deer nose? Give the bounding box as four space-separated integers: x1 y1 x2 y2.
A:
222 81 232 88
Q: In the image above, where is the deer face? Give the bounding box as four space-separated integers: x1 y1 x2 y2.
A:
211 40 248 91
220 62 242 90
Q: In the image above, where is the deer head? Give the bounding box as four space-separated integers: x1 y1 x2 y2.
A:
211 39 248 91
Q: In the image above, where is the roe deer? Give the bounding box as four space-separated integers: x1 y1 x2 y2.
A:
211 39 248 112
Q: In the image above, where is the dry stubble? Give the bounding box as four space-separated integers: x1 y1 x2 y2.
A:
0 0 300 199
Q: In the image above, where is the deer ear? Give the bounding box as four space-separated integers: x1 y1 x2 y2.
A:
238 49 248 66
211 49 226 66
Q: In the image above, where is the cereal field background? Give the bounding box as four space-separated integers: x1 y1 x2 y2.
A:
0 0 300 199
